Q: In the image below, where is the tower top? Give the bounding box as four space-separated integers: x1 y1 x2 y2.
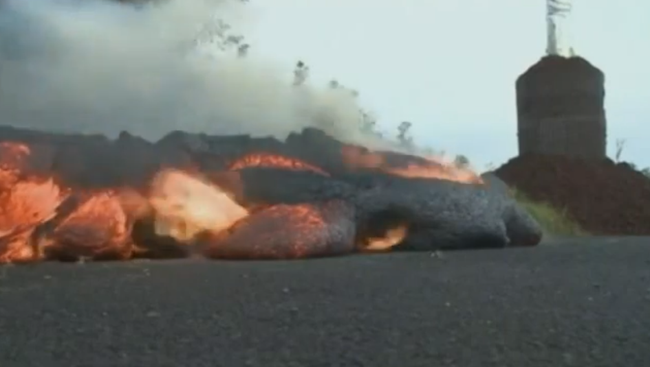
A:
546 0 574 57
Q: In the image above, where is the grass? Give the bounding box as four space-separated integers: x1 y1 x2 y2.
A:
511 189 587 236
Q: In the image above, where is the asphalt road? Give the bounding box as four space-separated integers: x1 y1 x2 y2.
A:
1 237 649 367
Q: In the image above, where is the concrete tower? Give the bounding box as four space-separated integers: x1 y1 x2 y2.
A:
515 0 607 160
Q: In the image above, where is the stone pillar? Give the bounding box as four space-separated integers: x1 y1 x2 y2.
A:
515 55 606 160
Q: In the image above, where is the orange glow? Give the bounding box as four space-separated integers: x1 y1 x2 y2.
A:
341 145 482 184
40 190 133 261
359 224 408 252
147 169 249 243
228 152 329 176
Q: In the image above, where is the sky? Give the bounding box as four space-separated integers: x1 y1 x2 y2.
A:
240 0 649 169
0 0 646 172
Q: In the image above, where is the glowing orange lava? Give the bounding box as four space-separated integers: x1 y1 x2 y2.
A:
228 152 330 176
147 168 249 244
40 190 134 261
0 142 68 263
341 145 483 184
360 224 408 252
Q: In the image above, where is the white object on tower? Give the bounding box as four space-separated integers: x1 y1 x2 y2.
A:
546 0 574 57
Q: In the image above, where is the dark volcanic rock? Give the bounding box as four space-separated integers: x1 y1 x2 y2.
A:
228 167 357 207
481 171 542 245
130 217 191 259
0 126 193 189
156 131 289 172
353 176 542 250
284 127 349 174
0 139 57 178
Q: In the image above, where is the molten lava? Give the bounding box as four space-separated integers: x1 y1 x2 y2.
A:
360 224 408 252
341 145 482 184
0 227 38 263
147 169 249 244
40 190 134 262
0 142 68 263
0 178 68 262
228 152 330 176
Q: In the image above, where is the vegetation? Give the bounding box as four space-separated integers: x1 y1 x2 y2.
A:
615 139 650 178
511 189 586 236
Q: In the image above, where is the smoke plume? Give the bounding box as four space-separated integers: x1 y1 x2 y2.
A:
0 0 375 144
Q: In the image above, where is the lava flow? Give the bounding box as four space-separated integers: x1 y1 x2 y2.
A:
39 190 134 262
340 145 483 184
0 142 69 262
0 125 529 264
359 224 408 252
147 168 249 245
228 152 330 176
0 142 470 263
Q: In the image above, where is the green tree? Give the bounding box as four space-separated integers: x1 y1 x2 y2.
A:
182 0 394 144
641 167 650 178
396 121 414 150
454 154 470 168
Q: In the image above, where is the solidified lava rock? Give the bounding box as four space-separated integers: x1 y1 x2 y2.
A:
223 167 358 208
494 154 650 236
130 217 192 259
353 175 542 250
210 165 541 250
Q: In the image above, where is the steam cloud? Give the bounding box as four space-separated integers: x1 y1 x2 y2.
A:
0 0 379 145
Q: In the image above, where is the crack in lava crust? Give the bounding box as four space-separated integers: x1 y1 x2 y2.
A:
228 152 330 177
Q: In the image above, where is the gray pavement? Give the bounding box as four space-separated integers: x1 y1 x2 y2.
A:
1 237 649 367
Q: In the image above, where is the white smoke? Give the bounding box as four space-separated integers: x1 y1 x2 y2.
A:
0 0 376 144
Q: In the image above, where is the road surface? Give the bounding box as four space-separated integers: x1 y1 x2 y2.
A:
1 237 649 367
